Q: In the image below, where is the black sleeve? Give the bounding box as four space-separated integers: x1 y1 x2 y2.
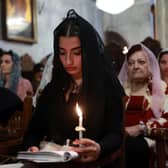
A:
99 83 124 157
22 84 51 150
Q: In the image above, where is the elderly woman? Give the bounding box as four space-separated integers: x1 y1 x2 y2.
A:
0 50 33 101
118 44 168 168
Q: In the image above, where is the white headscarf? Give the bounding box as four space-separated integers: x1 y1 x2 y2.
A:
33 54 53 107
118 43 165 118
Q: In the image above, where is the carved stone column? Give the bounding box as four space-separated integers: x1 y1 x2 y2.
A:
155 0 168 48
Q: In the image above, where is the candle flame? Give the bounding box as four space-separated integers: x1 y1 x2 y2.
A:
76 103 82 117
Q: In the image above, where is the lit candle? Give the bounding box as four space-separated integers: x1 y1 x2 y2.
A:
75 103 86 139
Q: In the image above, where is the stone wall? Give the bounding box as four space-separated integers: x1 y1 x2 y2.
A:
0 0 103 62
0 0 155 62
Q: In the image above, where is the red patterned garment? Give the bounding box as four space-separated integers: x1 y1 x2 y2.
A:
123 83 168 129
124 95 154 127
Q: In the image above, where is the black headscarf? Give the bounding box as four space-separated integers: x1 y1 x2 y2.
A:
50 9 124 99
0 87 23 124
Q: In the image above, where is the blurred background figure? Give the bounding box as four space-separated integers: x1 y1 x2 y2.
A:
31 63 44 94
33 54 53 107
40 53 52 66
158 48 168 89
104 42 125 75
0 50 33 101
20 53 35 82
104 30 128 48
141 36 162 58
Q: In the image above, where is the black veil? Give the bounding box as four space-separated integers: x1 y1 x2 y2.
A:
51 9 124 99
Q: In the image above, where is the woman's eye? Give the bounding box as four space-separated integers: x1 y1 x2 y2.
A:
59 51 65 56
73 49 81 56
74 52 81 55
0 60 10 64
160 61 166 65
138 60 146 64
128 61 134 66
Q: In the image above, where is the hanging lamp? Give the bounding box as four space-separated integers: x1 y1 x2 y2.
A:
96 0 135 14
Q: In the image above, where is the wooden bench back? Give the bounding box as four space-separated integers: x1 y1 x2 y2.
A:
0 92 33 154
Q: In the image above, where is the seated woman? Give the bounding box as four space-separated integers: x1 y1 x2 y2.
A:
0 50 33 101
22 9 124 167
158 48 168 89
118 44 168 168
31 63 44 94
157 48 168 124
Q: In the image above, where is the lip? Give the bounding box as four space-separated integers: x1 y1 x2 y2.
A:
65 67 76 71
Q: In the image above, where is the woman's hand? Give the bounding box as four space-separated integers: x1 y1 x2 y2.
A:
125 124 144 137
28 146 40 152
70 138 101 162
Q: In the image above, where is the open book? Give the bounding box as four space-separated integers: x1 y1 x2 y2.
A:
17 150 78 163
17 141 79 163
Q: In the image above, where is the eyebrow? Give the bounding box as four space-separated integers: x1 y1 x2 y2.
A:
59 46 81 51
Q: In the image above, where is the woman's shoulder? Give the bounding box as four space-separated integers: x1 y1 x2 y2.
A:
19 78 33 90
19 77 31 85
16 78 33 100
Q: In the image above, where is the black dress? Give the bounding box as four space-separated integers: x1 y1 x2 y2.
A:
22 77 124 159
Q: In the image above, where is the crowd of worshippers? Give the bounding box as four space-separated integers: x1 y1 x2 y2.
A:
0 49 49 124
1 10 168 168
0 49 51 99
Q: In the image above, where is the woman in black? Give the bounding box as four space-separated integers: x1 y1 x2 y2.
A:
22 9 124 166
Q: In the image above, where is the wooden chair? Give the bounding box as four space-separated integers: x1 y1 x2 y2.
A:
0 92 33 155
148 128 168 168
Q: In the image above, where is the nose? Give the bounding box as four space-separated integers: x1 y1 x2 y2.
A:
65 53 73 65
133 61 139 69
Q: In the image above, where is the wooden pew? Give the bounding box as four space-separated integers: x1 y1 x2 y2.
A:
0 92 32 155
